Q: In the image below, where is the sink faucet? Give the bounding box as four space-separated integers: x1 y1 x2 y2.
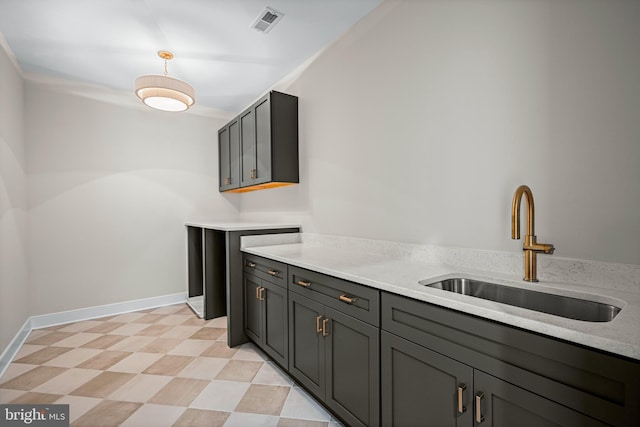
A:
511 185 555 282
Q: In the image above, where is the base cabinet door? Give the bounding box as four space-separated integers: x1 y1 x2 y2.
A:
243 274 262 344
262 280 288 367
473 371 607 427
289 291 325 398
289 292 380 426
326 307 379 427
244 273 288 368
381 331 473 427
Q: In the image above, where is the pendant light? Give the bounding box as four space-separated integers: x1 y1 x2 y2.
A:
135 50 195 112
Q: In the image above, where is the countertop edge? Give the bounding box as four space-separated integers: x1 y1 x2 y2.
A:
185 221 301 231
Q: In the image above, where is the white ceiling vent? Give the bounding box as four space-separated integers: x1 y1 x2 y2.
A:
250 7 284 34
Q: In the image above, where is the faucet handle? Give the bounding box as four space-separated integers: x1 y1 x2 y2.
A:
524 236 555 254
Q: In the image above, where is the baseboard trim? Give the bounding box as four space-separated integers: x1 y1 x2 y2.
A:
0 292 187 379
0 318 32 381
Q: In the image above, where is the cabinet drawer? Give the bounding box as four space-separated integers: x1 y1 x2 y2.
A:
243 254 287 288
289 266 379 326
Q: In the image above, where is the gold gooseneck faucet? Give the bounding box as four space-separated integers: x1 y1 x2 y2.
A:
511 185 555 282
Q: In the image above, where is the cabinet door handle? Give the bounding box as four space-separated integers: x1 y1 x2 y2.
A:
267 269 279 276
475 392 485 424
322 318 330 337
296 280 311 288
457 383 466 414
250 168 256 179
316 315 323 333
248 262 256 268
259 287 265 301
339 294 356 304
255 286 260 300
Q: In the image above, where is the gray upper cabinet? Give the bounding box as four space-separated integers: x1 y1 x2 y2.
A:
219 119 240 191
220 91 298 192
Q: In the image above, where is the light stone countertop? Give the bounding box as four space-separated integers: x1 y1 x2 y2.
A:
184 221 301 232
242 237 640 361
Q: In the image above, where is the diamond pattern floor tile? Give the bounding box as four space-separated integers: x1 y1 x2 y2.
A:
0 305 338 426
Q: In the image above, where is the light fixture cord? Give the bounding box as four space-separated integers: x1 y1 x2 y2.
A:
163 58 168 77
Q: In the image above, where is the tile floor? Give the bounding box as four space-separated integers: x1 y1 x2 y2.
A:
0 304 342 427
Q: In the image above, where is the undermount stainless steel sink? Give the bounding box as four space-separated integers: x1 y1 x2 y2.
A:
421 278 621 322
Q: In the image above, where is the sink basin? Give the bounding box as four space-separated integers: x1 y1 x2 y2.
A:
421 278 621 322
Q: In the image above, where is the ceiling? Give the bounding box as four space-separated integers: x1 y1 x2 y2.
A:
0 0 383 113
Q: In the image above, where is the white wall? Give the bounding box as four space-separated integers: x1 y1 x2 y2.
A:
240 0 640 265
0 38 29 350
25 81 239 315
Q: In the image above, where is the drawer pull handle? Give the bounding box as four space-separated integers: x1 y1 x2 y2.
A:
259 287 265 301
322 318 330 337
475 392 485 424
316 315 323 333
267 269 279 276
339 294 356 304
248 262 256 268
457 383 466 414
297 280 311 288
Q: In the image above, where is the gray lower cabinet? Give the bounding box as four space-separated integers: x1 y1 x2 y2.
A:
240 254 639 427
381 291 639 426
381 331 473 426
474 370 607 427
381 331 607 426
243 272 288 368
289 291 380 427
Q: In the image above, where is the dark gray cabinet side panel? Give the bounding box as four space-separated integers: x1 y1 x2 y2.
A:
243 273 262 344
288 291 325 398
270 91 299 183
226 228 299 347
325 307 380 427
204 229 226 318
381 331 473 427
474 370 607 427
218 126 230 191
262 280 288 368
254 96 272 185
228 120 240 189
239 109 255 187
187 226 203 298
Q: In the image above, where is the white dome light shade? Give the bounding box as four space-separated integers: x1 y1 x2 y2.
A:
135 75 195 112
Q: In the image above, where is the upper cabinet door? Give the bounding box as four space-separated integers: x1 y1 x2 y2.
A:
228 120 240 190
240 109 256 188
218 126 230 191
254 96 272 185
219 119 240 191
